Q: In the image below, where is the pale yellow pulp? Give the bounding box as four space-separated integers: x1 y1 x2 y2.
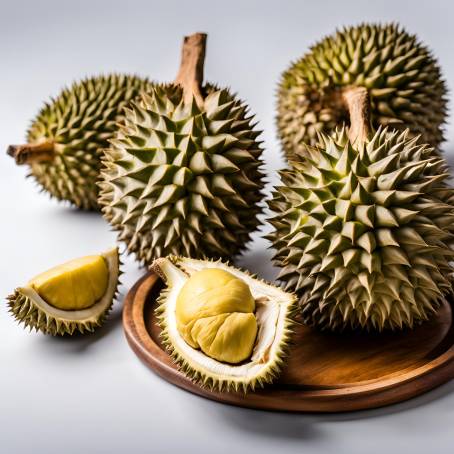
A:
29 255 108 310
176 268 258 364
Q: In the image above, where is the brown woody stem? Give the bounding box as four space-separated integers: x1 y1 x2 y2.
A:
174 32 207 106
342 86 371 146
7 140 55 165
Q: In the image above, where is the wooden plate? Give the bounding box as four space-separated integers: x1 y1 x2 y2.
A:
123 272 454 412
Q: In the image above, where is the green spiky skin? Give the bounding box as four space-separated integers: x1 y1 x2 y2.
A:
6 290 113 335
99 85 264 266
277 23 447 161
268 128 454 331
154 256 298 393
26 74 154 210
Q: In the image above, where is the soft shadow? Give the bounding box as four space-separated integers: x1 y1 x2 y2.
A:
36 291 126 353
319 379 454 422
442 147 454 180
210 378 454 439
235 248 279 282
209 401 322 440
44 204 103 220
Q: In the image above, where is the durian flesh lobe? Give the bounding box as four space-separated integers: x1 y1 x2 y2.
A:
268 127 454 331
277 23 447 160
176 268 258 364
7 248 120 335
99 84 264 266
153 256 298 393
29 255 108 310
17 74 153 210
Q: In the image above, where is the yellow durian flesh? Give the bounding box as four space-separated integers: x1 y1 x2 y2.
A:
29 255 108 310
176 269 258 364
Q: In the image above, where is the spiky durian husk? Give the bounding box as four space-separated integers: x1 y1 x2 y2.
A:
6 249 121 336
27 74 153 210
99 85 264 266
268 128 454 331
154 256 298 393
6 290 113 335
277 23 447 160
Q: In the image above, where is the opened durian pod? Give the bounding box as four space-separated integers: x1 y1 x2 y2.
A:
268 86 454 332
7 248 120 335
99 33 265 266
277 23 447 161
152 256 298 392
7 74 154 210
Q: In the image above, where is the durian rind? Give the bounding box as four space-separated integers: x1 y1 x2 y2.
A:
27 74 154 210
7 248 120 336
99 84 265 266
153 256 298 393
268 127 454 331
277 23 447 160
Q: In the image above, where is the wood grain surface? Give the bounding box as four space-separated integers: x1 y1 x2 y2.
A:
123 272 454 412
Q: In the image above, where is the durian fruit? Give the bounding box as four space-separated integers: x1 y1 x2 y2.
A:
7 248 120 335
153 256 297 392
7 74 153 210
99 33 264 266
277 23 447 160
268 87 454 331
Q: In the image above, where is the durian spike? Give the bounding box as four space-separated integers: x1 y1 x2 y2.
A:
174 32 207 106
342 86 371 146
7 140 55 165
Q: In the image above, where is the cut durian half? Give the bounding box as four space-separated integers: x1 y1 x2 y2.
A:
153 256 298 393
7 248 120 336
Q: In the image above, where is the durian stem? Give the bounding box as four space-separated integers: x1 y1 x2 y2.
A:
7 141 55 165
342 87 371 146
174 32 207 106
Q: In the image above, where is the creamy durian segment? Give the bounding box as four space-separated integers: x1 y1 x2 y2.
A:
153 256 298 393
176 268 258 364
29 255 109 310
7 248 120 335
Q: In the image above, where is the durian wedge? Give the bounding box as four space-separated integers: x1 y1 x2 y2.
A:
153 256 298 393
7 248 120 335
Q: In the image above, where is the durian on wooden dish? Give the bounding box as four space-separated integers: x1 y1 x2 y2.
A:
7 74 153 209
268 87 454 331
277 23 447 161
7 248 120 335
153 256 297 392
99 33 265 266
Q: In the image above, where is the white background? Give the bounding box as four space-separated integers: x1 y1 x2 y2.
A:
1 1 453 453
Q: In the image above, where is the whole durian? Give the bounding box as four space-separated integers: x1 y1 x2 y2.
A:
7 74 153 210
268 88 454 331
99 34 264 265
153 256 297 392
7 248 120 335
277 23 447 160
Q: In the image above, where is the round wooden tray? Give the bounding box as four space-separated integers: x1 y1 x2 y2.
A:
123 272 454 412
